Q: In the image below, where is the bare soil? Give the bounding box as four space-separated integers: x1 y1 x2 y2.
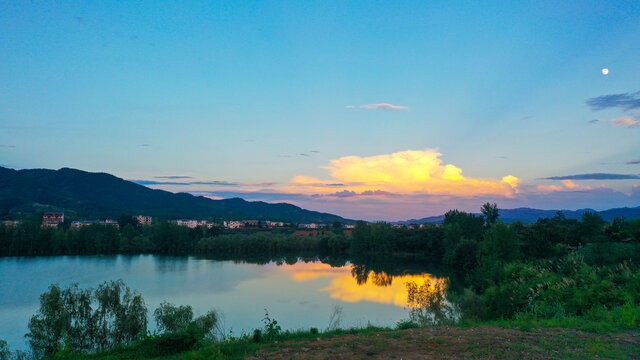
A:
249 326 639 360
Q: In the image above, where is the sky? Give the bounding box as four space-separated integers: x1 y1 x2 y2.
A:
1 1 639 221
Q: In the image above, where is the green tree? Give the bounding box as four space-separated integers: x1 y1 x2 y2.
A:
351 221 371 254
579 212 607 243
27 285 71 358
154 302 194 333
481 203 499 225
482 222 519 262
445 238 479 272
117 214 138 230
443 210 484 241
194 310 219 338
26 281 147 358
0 340 11 360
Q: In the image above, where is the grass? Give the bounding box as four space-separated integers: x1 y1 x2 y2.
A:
49 308 640 360
460 304 640 334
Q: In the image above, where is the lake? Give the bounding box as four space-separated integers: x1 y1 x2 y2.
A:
0 255 443 351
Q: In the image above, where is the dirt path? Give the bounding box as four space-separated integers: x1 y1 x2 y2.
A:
249 326 639 360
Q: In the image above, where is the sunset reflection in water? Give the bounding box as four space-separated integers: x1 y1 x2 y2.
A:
281 262 446 307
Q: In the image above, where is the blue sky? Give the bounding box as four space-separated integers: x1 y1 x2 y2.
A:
1 1 639 220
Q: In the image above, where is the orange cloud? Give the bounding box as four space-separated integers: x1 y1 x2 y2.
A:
536 179 592 193
610 117 639 128
561 180 579 189
536 184 564 192
284 149 519 197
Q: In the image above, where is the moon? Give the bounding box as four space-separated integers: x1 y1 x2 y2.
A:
602 68 609 75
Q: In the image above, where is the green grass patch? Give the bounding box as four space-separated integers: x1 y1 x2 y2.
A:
460 304 640 333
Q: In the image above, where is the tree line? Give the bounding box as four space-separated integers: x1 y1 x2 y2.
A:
1 208 639 261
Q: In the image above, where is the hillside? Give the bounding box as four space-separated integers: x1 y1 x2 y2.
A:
0 166 350 223
396 206 640 225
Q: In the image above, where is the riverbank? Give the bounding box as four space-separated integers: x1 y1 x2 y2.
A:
244 326 639 360
52 318 639 360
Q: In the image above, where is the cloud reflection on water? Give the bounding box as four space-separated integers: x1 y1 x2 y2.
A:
281 262 444 307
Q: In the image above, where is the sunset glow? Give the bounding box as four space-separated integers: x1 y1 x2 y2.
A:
285 149 520 198
282 262 445 307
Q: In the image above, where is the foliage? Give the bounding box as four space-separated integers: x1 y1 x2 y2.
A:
406 277 457 326
7 203 640 359
395 320 421 330
193 310 218 338
481 202 499 225
0 340 10 360
261 310 282 341
154 302 194 334
26 280 147 359
480 253 640 319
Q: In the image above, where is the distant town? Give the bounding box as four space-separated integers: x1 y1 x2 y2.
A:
10 213 359 230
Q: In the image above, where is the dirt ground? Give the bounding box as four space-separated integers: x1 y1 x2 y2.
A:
249 326 639 360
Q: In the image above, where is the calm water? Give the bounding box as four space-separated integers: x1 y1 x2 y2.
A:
0 255 441 351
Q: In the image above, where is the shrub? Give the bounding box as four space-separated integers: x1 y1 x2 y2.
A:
395 320 420 330
261 310 282 341
252 329 262 343
154 302 194 333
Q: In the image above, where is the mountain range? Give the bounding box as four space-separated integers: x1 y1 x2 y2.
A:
393 206 640 225
1 166 639 224
0 166 349 223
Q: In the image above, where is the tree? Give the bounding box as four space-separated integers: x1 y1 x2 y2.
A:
406 278 456 326
482 222 519 263
579 212 607 243
350 221 370 254
27 285 71 358
154 302 194 333
26 281 147 358
0 340 11 360
194 310 219 338
117 214 139 230
443 210 484 241
481 203 499 226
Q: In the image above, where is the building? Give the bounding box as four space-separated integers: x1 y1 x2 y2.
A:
171 219 212 229
42 213 64 227
224 220 244 229
71 220 119 229
2 220 20 227
243 220 259 228
222 220 260 229
265 221 290 228
136 215 152 226
299 223 327 229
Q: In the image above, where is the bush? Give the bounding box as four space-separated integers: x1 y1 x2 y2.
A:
194 310 219 338
395 320 420 330
252 329 262 343
481 253 640 319
261 310 282 341
154 302 194 333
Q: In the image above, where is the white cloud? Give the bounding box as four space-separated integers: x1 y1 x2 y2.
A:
350 103 408 111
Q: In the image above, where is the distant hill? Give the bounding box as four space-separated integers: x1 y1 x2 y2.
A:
394 206 640 225
0 166 351 223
